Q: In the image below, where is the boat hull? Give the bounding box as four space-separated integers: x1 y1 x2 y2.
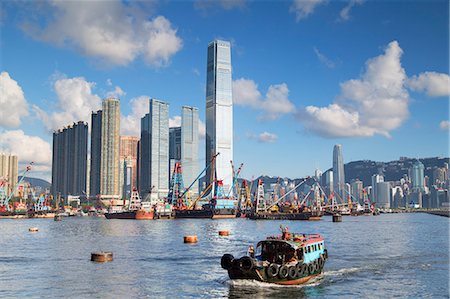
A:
105 211 136 219
135 210 154 220
175 208 236 219
247 212 311 220
227 259 325 285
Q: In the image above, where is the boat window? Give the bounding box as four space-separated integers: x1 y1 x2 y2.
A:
259 241 296 264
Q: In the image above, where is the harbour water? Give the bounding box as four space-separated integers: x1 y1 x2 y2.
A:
0 213 448 298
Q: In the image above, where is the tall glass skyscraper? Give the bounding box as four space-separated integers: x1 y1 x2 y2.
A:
181 106 199 196
333 144 345 200
411 160 425 192
205 40 233 195
52 121 88 199
100 98 120 199
139 99 169 200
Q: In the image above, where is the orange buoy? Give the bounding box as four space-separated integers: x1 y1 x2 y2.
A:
91 251 113 262
29 227 39 232
184 235 198 243
218 230 230 236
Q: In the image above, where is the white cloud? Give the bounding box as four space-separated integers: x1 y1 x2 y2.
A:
20 1 182 67
232 79 295 120
339 0 363 21
34 76 101 131
0 130 52 174
106 79 113 86
121 96 150 136
290 0 326 21
313 47 335 68
298 40 409 138
169 116 182 128
0 72 29 128
407 72 450 97
198 119 206 139
440 120 450 130
258 132 278 143
106 86 126 98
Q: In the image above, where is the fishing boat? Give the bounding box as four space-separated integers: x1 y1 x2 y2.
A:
221 226 328 285
105 189 154 220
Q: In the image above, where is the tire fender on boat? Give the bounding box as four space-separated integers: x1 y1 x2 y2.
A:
288 265 297 279
308 263 315 275
239 256 254 271
266 263 279 278
278 265 289 279
221 254 234 270
324 249 328 259
299 264 307 277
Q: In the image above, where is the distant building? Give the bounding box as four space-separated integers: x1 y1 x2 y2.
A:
51 121 88 199
322 170 333 197
350 179 363 204
371 174 384 203
119 136 139 199
0 153 18 196
430 186 448 208
376 181 391 209
333 144 345 200
206 40 234 196
89 110 102 198
90 98 121 200
181 106 199 196
139 99 169 200
392 186 404 208
315 169 322 182
411 160 425 192
169 127 182 161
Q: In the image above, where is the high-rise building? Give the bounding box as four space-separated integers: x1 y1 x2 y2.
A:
350 179 363 204
323 170 333 197
119 136 139 199
205 40 233 195
0 153 18 196
51 121 88 199
411 160 425 192
139 99 169 200
181 106 199 196
169 127 182 161
333 144 345 200
90 98 120 200
376 181 391 209
100 98 121 199
89 110 102 198
371 174 384 202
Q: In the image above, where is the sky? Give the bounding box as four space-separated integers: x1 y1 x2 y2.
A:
0 0 449 181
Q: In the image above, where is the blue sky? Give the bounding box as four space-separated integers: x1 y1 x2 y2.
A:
0 0 449 181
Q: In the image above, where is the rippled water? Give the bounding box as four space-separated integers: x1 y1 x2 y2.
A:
0 213 448 298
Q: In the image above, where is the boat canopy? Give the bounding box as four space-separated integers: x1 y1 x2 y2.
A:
256 240 300 264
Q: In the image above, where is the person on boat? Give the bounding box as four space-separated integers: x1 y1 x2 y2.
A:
247 245 255 258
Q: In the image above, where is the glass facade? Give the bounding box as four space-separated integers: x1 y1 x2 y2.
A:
206 40 233 196
140 99 169 200
181 106 199 196
333 144 345 200
100 98 120 198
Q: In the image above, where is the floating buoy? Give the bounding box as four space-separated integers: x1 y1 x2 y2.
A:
332 214 342 222
219 230 230 236
91 252 113 262
184 235 198 243
29 227 39 232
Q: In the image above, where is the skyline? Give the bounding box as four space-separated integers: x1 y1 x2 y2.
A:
0 0 449 181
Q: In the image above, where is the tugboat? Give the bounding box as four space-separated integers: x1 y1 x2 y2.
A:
105 189 154 220
221 226 328 285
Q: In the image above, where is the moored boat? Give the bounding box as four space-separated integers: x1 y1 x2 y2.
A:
221 226 328 285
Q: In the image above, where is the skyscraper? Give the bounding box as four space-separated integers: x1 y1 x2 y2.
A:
350 179 364 204
333 144 345 200
371 174 384 203
119 136 139 199
51 121 88 199
0 153 18 196
89 110 102 198
411 160 425 192
90 98 120 200
139 99 169 200
206 40 233 195
376 181 391 208
181 106 199 195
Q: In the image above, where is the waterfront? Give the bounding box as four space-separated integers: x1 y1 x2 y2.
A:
0 214 448 298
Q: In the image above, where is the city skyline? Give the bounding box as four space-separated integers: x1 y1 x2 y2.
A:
0 1 449 182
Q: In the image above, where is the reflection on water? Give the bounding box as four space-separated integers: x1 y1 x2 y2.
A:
0 214 448 298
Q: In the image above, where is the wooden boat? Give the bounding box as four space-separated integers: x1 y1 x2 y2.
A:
221 226 328 285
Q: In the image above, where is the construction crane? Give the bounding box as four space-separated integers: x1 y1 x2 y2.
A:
0 162 33 212
228 161 244 198
168 162 187 208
